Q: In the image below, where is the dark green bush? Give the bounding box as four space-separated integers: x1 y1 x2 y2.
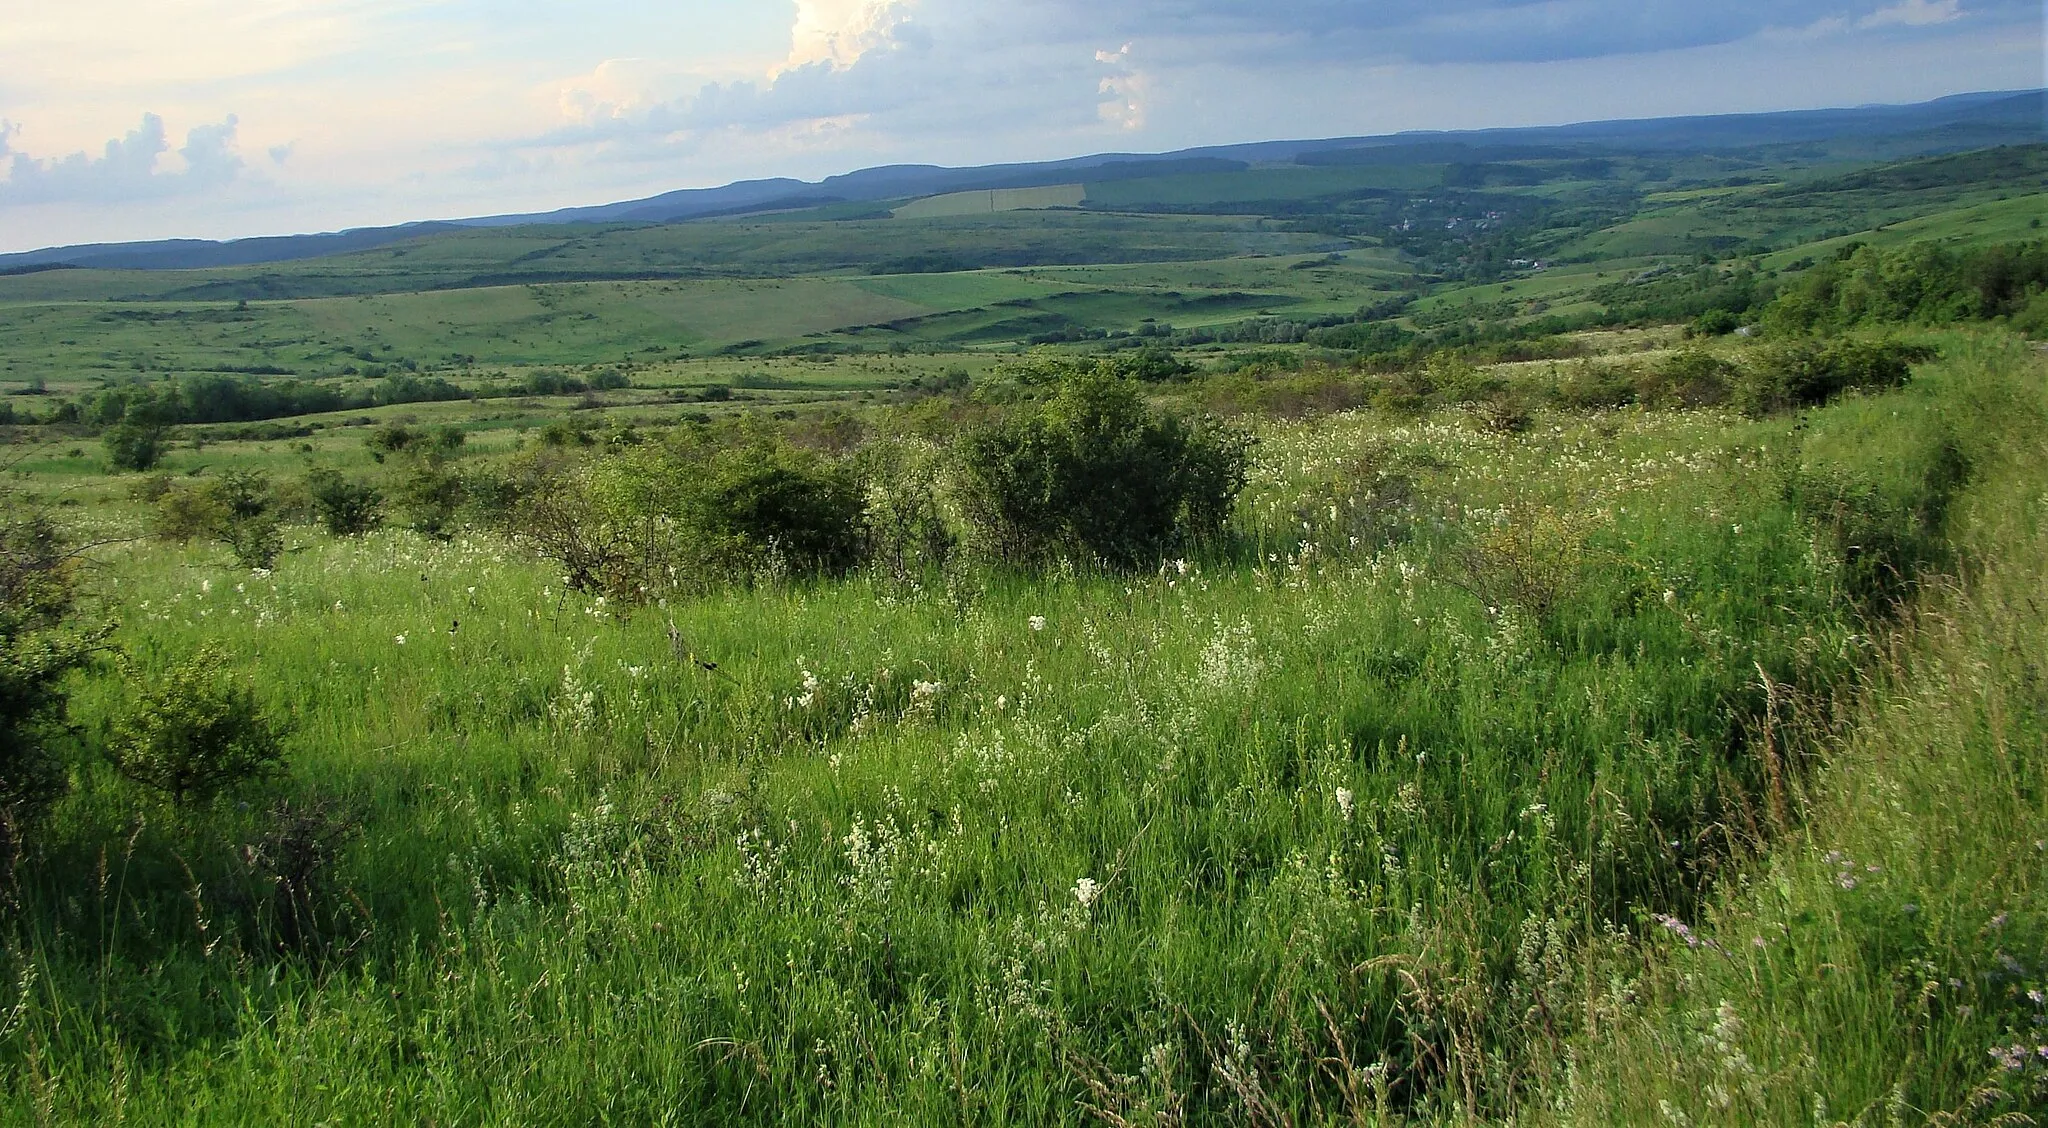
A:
307 472 383 537
103 419 168 472
516 436 868 602
1734 339 1936 417
107 646 290 804
366 424 416 460
150 486 229 544
1685 308 1742 338
1550 359 1639 410
395 458 467 539
957 371 1250 567
1637 349 1736 408
0 495 105 841
697 443 866 577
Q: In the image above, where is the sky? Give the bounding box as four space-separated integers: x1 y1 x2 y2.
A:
0 0 2041 253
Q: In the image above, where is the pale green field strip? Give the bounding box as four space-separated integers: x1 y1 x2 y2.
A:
892 184 1087 218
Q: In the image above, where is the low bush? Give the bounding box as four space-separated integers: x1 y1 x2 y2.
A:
1636 348 1737 408
853 437 956 579
208 471 284 570
106 646 290 805
1550 358 1640 411
1734 338 1936 416
956 370 1250 566
103 419 168 472
516 435 868 602
150 485 229 544
306 472 383 537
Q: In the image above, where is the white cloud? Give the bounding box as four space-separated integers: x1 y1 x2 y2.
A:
783 0 920 72
1095 43 1149 130
1859 0 1966 28
0 112 247 205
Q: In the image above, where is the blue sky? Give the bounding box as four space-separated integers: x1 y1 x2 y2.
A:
0 0 2040 252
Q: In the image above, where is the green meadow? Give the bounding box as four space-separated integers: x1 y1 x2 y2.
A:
1 134 2046 1124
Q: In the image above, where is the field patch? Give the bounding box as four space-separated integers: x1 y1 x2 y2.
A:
892 184 1086 218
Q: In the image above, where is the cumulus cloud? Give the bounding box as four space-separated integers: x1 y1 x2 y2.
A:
783 0 920 72
3 0 2037 250
0 114 247 206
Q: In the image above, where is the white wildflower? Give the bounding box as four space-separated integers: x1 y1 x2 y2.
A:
1028 615 1047 632
1073 877 1103 909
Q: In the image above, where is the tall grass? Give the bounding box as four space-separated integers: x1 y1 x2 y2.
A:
1539 334 2048 1126
0 334 2036 1123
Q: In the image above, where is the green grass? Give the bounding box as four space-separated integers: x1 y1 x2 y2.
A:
1537 334 2048 1126
2 138 2045 1123
10 329 2038 1122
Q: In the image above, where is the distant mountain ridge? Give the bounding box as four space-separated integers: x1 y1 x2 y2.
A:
3 89 2039 273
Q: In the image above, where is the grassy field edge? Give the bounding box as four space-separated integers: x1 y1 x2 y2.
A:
1537 337 2048 1125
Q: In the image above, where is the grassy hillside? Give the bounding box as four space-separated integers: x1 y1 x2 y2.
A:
1 129 2045 1124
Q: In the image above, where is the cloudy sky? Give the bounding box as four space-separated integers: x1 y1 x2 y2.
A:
0 0 2040 252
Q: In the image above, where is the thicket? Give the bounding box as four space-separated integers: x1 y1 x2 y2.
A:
1767 239 2048 334
83 371 472 429
506 372 1250 598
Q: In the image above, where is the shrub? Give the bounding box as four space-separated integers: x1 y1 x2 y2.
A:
697 443 866 578
1685 308 1742 337
151 485 229 543
233 796 360 955
103 419 169 471
1636 349 1736 408
1447 500 1607 623
1101 346 1194 382
515 437 868 602
1734 339 1936 417
957 370 1250 567
854 437 957 578
107 646 289 804
366 424 417 460
205 471 283 570
1550 359 1639 410
307 471 383 536
395 458 467 539
0 494 105 841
